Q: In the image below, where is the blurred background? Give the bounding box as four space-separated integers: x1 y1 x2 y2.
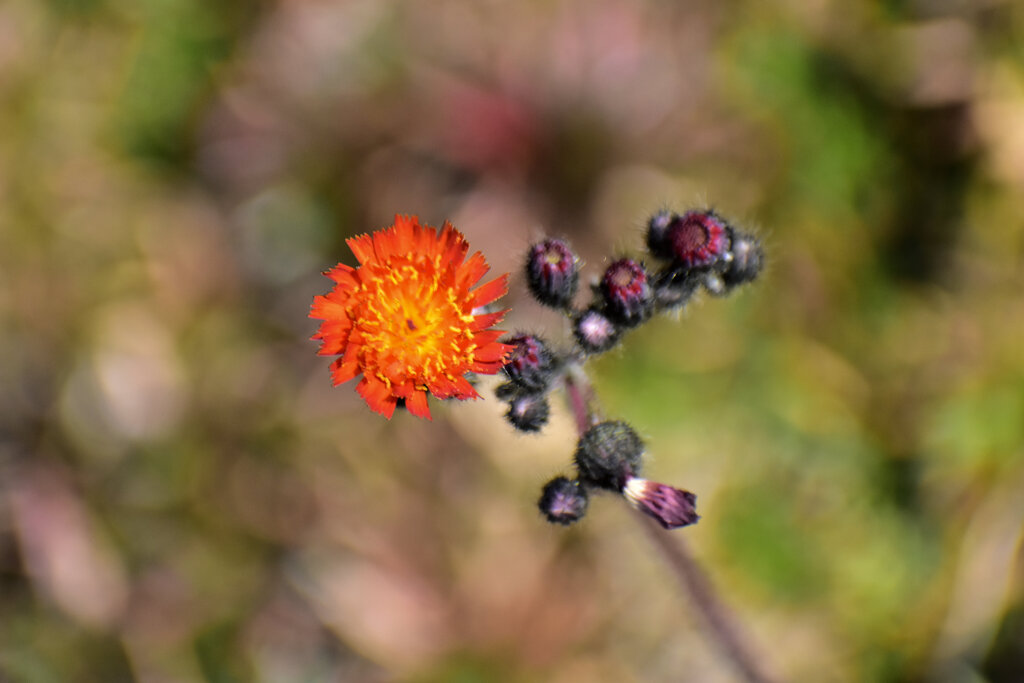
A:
1 0 1023 681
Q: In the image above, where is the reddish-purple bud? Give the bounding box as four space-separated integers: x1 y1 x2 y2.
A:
623 478 699 529
538 476 589 525
600 258 653 327
573 307 621 354
525 238 579 309
666 210 730 271
501 334 557 392
505 392 551 432
574 420 644 492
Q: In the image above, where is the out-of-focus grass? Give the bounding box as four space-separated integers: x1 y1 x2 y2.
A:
1 1 1023 682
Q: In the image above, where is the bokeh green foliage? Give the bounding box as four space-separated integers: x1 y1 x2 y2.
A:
1 1 1023 682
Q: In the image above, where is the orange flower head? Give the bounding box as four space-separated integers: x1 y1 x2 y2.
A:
310 215 513 420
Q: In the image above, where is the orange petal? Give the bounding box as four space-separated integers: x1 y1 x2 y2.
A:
393 214 416 237
403 216 430 255
324 263 357 286
309 295 349 322
438 222 469 267
336 337 363 370
428 375 459 399
469 310 506 331
373 222 404 262
469 358 506 374
405 390 432 420
450 376 480 400
394 217 415 252
473 341 513 363
314 325 350 355
346 233 376 265
458 252 489 289
330 355 361 385
471 329 506 348
356 376 397 419
469 274 509 309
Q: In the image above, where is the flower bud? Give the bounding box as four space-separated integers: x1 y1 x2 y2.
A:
599 258 653 327
505 392 551 432
574 420 644 492
501 334 557 392
721 228 764 288
573 307 621 354
646 209 676 260
525 238 579 309
538 476 589 525
652 267 699 310
666 210 730 271
494 381 518 401
623 478 699 529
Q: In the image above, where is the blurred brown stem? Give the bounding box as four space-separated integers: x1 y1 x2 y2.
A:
564 365 779 683
636 514 780 683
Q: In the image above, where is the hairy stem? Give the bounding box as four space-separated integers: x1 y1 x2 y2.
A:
563 361 599 433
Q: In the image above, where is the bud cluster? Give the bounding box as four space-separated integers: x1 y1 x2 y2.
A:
495 333 559 432
538 420 699 529
645 208 763 308
498 208 763 529
517 210 762 359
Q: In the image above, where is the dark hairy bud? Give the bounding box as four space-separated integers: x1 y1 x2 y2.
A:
538 476 589 525
525 238 579 309
574 420 644 492
501 333 558 392
652 267 699 310
505 392 551 433
721 228 764 288
573 307 621 354
646 209 676 260
599 258 653 327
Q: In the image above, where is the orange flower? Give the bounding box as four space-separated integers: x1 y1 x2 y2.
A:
310 215 512 420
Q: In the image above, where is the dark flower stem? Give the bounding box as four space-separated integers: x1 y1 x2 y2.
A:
562 368 779 683
636 516 779 683
563 362 598 435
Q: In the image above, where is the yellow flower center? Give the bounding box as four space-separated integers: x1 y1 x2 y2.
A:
355 259 474 387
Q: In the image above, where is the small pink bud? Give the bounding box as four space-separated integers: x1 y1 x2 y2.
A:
623 477 699 529
573 307 621 354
